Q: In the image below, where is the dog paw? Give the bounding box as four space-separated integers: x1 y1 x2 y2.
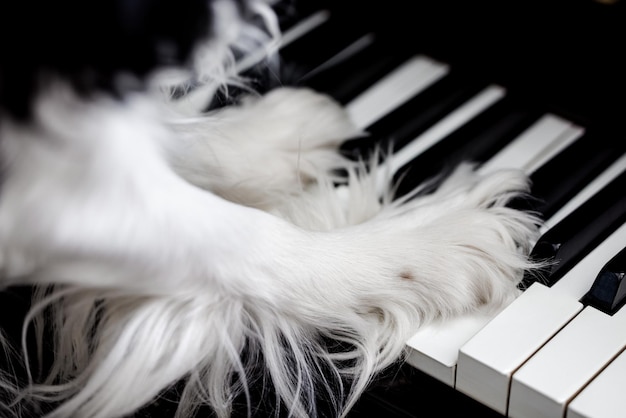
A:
235 87 363 150
368 166 538 316
277 164 540 325
171 87 362 209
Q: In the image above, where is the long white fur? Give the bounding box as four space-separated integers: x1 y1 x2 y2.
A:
0 1 543 417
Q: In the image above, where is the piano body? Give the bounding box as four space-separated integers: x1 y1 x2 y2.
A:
263 0 626 416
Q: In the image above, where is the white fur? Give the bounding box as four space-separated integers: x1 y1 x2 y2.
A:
0 1 542 417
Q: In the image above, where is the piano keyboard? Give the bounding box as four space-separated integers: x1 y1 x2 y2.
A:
257 2 626 417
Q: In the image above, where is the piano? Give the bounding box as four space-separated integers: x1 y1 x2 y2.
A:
249 0 626 417
1 0 624 417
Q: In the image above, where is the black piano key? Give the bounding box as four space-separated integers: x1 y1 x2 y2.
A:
581 245 626 315
340 71 489 160
301 37 415 104
392 95 543 198
512 125 626 221
278 11 371 83
519 169 626 290
272 0 324 33
208 8 371 109
270 3 398 100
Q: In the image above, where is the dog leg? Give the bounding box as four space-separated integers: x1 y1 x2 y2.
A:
0 86 540 418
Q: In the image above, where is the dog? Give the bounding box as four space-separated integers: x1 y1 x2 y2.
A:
0 0 542 417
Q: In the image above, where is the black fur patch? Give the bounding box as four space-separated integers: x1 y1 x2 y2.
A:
0 0 232 120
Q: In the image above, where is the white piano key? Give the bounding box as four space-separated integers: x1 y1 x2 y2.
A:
390 85 505 171
405 312 497 386
455 283 583 414
567 345 626 418
508 223 626 418
377 85 506 194
346 55 449 129
477 114 584 175
403 114 581 385
457 222 626 416
509 307 626 418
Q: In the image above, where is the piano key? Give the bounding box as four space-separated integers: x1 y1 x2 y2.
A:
277 9 367 78
516 127 626 222
520 169 626 290
375 85 505 195
454 161 626 413
581 245 626 315
456 283 583 414
477 115 583 175
345 55 448 129
276 9 332 46
403 113 582 386
391 95 547 198
567 341 626 418
508 225 626 418
341 71 490 160
406 312 500 388
190 8 334 111
533 162 626 304
304 38 432 105
544 153 626 232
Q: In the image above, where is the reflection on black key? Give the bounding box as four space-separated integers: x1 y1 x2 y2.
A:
513 125 626 221
519 170 626 290
302 38 414 104
279 13 369 83
209 10 373 109
581 245 626 315
273 2 325 33
392 95 542 198
340 72 489 160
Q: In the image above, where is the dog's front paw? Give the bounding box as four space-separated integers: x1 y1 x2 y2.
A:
171 87 361 209
237 87 362 150
228 87 362 183
388 167 538 315
311 166 541 324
